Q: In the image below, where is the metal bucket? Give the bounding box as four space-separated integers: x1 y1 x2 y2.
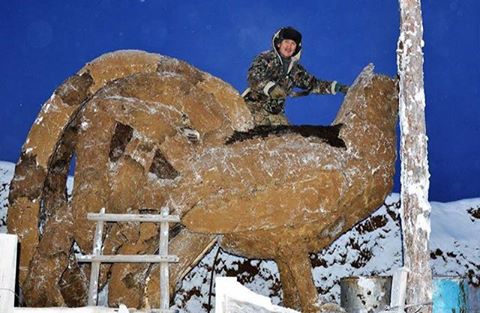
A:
340 276 392 313
465 281 480 312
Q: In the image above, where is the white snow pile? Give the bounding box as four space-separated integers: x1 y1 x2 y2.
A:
0 161 15 232
1 161 479 313
215 277 300 313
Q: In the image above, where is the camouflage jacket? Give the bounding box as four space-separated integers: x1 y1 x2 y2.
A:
243 49 338 114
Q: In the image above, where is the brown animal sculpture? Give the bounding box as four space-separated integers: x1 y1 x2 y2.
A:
7 50 398 312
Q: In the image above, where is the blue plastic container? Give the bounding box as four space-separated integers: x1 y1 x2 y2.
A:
433 277 470 313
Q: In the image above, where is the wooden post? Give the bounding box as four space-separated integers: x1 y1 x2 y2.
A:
87 208 105 306
397 0 433 312
0 234 18 313
159 207 170 311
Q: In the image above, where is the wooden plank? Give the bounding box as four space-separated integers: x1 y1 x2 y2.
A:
13 308 176 313
86 213 180 223
159 207 170 311
87 208 105 306
389 267 408 312
77 254 178 263
0 234 18 313
13 308 118 313
216 277 238 313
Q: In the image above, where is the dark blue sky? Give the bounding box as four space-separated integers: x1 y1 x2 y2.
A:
1 1 479 202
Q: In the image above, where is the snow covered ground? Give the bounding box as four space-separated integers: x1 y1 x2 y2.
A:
1 161 479 312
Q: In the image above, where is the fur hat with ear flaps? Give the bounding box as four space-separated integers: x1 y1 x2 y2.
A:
273 26 302 56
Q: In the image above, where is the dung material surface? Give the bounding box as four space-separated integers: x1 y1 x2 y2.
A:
7 50 398 313
225 124 346 148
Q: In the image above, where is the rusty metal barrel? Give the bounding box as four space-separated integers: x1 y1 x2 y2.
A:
340 276 392 313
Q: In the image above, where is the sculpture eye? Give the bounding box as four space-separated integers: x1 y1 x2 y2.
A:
180 126 200 143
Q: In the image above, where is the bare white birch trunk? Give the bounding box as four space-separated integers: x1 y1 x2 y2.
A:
397 0 432 312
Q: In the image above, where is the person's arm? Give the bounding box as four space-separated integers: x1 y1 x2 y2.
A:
247 53 279 97
291 64 348 95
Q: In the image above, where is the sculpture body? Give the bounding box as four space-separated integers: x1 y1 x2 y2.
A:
7 50 398 312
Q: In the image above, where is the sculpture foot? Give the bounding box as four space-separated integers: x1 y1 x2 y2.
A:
318 302 346 313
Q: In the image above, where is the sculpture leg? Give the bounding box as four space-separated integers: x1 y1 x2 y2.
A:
22 206 77 306
276 259 301 309
143 230 217 308
276 246 319 313
107 223 159 308
168 231 217 294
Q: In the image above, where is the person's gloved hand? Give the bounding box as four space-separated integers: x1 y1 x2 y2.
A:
269 84 287 99
335 83 349 94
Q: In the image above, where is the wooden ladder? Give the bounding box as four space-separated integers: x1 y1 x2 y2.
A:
77 207 180 313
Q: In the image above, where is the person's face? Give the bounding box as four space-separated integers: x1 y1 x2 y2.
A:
277 39 297 58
